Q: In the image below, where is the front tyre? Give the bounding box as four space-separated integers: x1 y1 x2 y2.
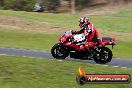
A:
94 47 112 64
51 43 69 59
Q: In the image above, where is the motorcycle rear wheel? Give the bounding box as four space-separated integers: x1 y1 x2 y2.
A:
51 43 69 59
94 47 112 64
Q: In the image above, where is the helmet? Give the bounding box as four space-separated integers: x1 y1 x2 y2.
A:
79 17 89 28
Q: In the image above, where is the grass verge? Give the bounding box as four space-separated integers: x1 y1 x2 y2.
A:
0 29 58 51
0 55 131 88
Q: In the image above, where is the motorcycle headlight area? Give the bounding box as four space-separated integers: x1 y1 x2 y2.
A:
61 37 66 43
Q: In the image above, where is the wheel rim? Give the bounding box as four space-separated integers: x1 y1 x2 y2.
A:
54 45 67 57
100 50 109 61
94 47 112 64
96 49 110 62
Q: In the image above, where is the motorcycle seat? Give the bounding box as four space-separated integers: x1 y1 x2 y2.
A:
97 37 112 45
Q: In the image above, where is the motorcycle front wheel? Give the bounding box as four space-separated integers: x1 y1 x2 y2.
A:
94 47 112 64
51 43 69 59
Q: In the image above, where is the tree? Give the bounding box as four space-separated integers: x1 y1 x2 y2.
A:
68 0 91 14
3 0 36 11
0 0 4 6
71 0 75 14
75 0 91 8
41 0 60 12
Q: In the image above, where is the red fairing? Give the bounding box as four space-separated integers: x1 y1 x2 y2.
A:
68 44 80 50
59 37 66 43
59 35 73 43
100 37 116 46
59 32 83 50
59 29 116 51
112 38 116 41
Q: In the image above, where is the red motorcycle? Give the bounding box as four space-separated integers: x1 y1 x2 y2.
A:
51 30 116 64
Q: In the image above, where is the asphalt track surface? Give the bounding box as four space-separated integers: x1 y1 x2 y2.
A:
0 47 132 68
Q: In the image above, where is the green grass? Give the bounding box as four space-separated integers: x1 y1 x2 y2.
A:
0 55 131 88
0 10 132 33
110 5 132 17
109 41 132 58
91 16 132 32
0 29 59 51
0 10 79 29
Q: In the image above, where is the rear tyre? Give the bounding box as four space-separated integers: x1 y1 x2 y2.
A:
51 43 69 59
94 47 112 64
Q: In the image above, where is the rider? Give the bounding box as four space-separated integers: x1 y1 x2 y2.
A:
72 17 99 49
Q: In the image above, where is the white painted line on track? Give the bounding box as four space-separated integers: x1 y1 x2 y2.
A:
95 64 100 65
0 54 130 69
103 65 109 67
113 66 119 68
0 54 9 56
116 58 121 59
94 63 128 69
121 67 127 69
58 60 63 62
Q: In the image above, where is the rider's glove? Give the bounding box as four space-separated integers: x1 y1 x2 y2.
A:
72 31 76 35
